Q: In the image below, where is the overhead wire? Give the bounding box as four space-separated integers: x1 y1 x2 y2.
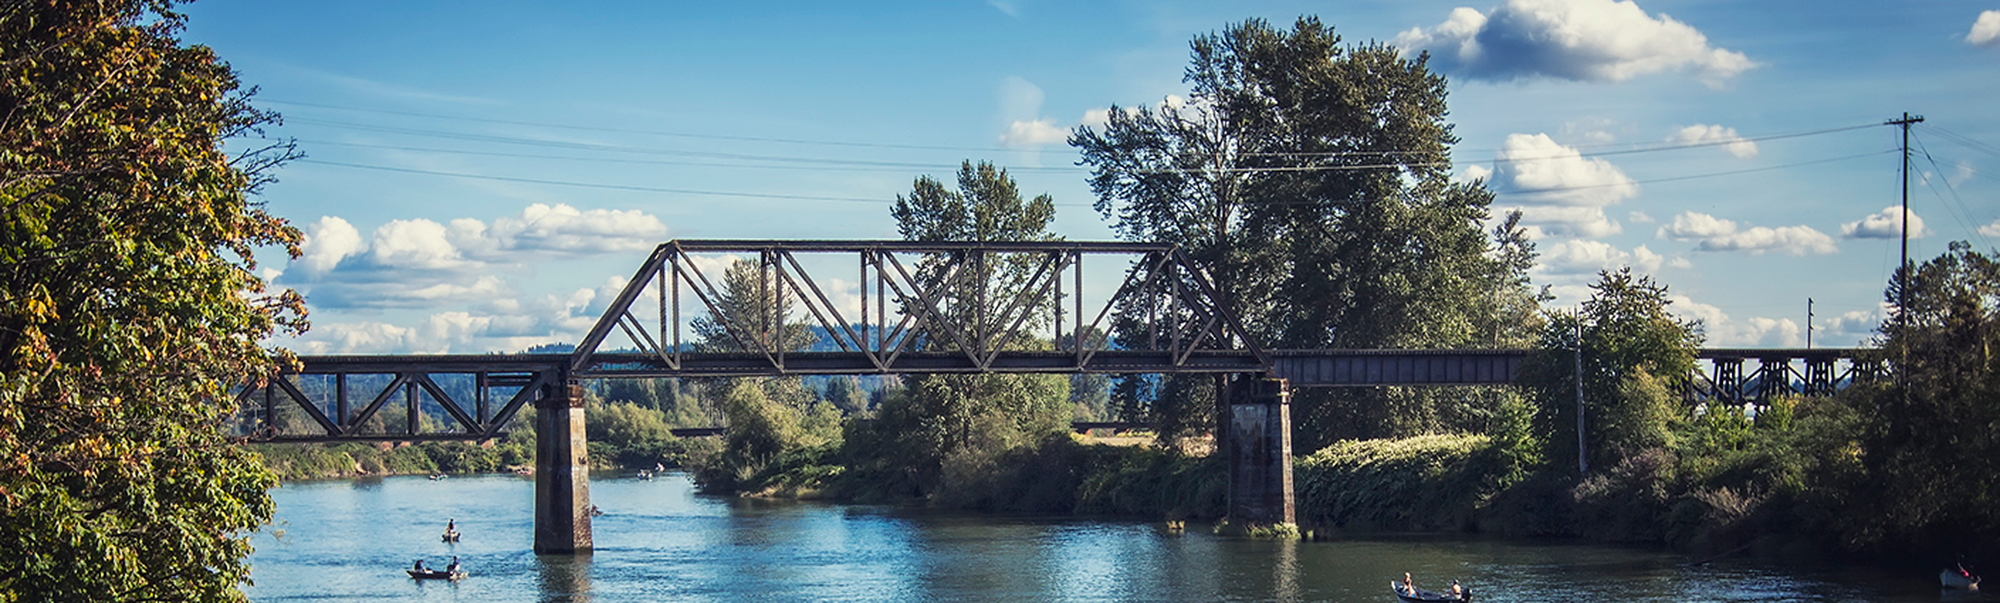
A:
1911 130 1998 252
264 98 1059 154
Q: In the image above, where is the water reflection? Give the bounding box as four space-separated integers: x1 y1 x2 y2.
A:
535 553 590 603
247 474 1980 603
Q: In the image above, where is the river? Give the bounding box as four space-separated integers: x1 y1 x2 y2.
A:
245 473 1980 602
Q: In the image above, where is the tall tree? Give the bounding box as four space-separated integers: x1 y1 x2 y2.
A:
1 2 303 600
869 161 1071 497
1522 268 1700 473
1072 17 1539 447
1844 242 2000 552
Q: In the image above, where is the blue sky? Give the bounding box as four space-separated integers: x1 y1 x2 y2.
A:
179 0 2000 353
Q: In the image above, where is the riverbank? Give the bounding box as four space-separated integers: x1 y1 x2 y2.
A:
250 441 534 480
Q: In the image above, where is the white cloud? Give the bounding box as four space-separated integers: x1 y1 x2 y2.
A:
286 282 617 354
1981 219 2000 238
1949 160 1977 187
1657 211 1838 255
1969 10 2000 47
1000 118 1068 147
1489 133 1637 237
1824 307 1886 341
1627 210 1655 224
1667 124 1757 158
999 76 1044 123
988 0 1019 18
486 203 667 255
1539 240 1682 274
297 216 364 278
1668 295 1802 347
1841 206 1929 239
1561 117 1618 145
281 204 668 310
1394 0 1753 86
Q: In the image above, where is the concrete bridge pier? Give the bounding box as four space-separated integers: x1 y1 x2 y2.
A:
1225 376 1294 526
534 380 593 554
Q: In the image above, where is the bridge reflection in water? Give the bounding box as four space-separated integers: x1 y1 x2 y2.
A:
234 240 1884 554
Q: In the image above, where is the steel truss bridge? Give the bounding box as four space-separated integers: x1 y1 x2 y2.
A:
235 240 1881 443
228 240 1886 553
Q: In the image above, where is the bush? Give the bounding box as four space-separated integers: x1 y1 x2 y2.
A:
1295 434 1500 532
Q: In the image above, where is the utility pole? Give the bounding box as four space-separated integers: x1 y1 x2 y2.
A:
1888 112 1922 402
1806 297 1814 349
1888 113 1924 317
1574 313 1587 476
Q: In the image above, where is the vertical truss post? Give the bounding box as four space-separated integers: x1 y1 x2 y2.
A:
336 373 349 428
405 380 419 436
476 372 489 424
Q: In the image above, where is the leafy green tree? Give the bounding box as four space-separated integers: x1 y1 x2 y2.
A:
690 259 816 353
1524 268 1700 473
1072 17 1540 448
0 2 303 600
861 161 1071 498
1841 242 2000 552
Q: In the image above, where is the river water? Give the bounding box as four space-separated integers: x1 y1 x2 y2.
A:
246 473 1979 602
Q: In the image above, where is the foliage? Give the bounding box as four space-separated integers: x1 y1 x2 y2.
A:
0 2 305 601
1072 17 1542 446
1073 445 1226 518
1839 242 2000 555
584 401 684 469
250 441 534 480
687 379 839 492
1522 268 1700 473
1294 434 1501 532
831 160 1073 501
690 260 816 353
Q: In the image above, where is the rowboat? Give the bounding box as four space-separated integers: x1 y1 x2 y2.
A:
441 531 460 542
407 568 466 580
1941 568 1981 590
1392 581 1470 602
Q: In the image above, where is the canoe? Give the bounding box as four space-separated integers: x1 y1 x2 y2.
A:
1941 569 1981 590
1392 581 1470 602
407 569 466 580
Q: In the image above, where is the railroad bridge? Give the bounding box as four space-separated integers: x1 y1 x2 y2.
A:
236 240 1881 553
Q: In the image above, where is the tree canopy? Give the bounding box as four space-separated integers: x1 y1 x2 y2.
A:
1 1 302 600
1072 17 1540 446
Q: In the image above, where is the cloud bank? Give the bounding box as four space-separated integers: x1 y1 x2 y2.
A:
1487 133 1637 237
1394 0 1753 86
1657 211 1837 255
1841 206 1929 239
1970 10 2000 47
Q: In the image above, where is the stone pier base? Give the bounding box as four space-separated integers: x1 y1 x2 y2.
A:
534 381 592 554
1226 376 1294 526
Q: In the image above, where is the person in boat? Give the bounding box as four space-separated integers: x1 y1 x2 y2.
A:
1402 572 1414 593
447 556 460 574
413 559 427 572
1450 580 1463 598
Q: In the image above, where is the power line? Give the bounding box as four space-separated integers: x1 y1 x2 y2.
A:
1489 150 1893 196
1912 131 1998 252
295 159 902 204
265 99 1061 154
289 138 1080 173
278 105 1883 173
298 149 1896 206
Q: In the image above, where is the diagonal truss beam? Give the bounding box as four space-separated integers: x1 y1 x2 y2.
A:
567 240 1269 378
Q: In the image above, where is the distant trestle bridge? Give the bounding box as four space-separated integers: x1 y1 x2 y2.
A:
232 240 1887 553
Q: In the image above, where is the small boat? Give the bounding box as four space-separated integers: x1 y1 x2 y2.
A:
1392 581 1470 602
1942 568 1981 590
441 531 460 543
407 568 466 580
